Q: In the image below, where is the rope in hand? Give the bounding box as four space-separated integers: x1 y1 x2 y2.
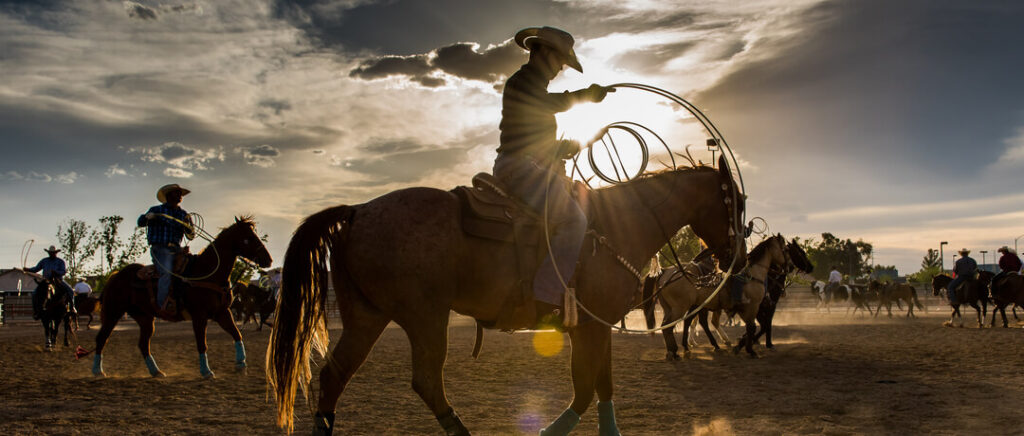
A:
538 82 748 334
150 212 221 281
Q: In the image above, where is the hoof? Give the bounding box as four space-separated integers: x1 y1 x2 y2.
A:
723 341 733 347
682 350 692 359
93 371 106 378
152 370 166 378
665 352 680 361
747 353 760 359
235 366 247 375
202 371 216 379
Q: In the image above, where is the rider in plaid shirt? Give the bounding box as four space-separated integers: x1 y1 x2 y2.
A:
137 184 194 313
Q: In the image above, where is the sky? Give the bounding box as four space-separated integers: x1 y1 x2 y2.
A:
2 0 1023 275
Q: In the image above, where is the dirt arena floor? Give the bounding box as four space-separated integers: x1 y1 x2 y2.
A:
2 308 1023 435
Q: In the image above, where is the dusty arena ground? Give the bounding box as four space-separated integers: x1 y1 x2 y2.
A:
2 308 1023 435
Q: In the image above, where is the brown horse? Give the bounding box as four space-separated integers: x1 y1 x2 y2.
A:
73 293 101 330
35 278 74 350
932 272 991 327
870 280 924 318
233 282 276 331
657 235 790 359
989 273 1024 327
91 217 272 378
753 239 813 349
267 158 745 435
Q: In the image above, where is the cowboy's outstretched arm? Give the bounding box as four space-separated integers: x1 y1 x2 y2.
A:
25 260 44 273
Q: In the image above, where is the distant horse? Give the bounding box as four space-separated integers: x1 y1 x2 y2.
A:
932 272 991 327
870 281 924 318
813 281 873 315
35 278 74 349
989 273 1024 328
657 235 790 359
266 160 745 434
753 239 813 349
73 293 101 330
92 217 272 378
650 265 727 359
232 282 276 331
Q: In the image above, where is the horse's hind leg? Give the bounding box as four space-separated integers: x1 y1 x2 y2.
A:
213 309 247 371
134 315 165 377
403 313 473 436
659 306 680 360
697 311 720 350
317 301 392 434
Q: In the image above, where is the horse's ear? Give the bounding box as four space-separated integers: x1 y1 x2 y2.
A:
235 216 241 224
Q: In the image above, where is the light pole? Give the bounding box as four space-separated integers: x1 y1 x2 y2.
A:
707 138 718 163
980 250 988 269
940 241 948 273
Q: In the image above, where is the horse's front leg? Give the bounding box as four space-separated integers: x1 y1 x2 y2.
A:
697 310 720 350
134 315 165 377
213 309 247 371
541 322 611 436
191 317 215 378
593 325 620 436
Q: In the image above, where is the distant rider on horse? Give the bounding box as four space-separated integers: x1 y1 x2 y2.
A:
993 246 1022 285
493 26 612 328
24 245 76 319
826 265 842 300
947 248 977 305
137 184 194 315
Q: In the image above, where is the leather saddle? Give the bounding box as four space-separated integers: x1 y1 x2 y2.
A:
451 173 592 331
133 249 193 319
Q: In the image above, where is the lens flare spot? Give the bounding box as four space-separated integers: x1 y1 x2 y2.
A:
532 330 564 357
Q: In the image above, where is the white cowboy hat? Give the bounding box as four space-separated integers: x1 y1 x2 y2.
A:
514 26 583 73
958 248 970 255
44 245 61 254
157 184 191 203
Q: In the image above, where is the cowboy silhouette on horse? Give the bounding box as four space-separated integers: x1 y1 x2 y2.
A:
493 26 613 330
137 183 195 317
22 245 76 319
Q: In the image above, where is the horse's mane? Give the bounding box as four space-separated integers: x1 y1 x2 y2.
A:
747 235 779 262
195 215 256 256
592 164 713 192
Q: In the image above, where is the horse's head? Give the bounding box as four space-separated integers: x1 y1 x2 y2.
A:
978 270 994 284
748 234 787 270
225 216 273 268
786 238 813 274
685 155 747 272
33 277 53 297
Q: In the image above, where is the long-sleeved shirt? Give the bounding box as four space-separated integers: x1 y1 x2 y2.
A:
498 63 591 160
828 270 842 283
26 256 66 279
998 253 1022 273
953 256 978 278
138 204 191 246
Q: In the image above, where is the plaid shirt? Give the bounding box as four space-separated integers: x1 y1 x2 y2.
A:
138 204 191 246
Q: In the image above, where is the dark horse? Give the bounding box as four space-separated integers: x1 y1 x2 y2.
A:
92 217 272 378
73 293 101 330
870 280 924 318
753 239 813 349
932 272 991 327
990 273 1024 327
232 282 276 331
35 278 74 349
267 158 745 435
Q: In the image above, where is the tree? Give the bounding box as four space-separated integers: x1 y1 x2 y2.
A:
657 226 703 269
870 265 898 282
921 249 941 270
230 259 259 285
92 215 147 273
804 233 873 281
56 218 97 281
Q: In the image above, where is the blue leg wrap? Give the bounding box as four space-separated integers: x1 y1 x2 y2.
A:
144 355 162 376
234 340 246 368
198 353 214 378
598 401 620 436
540 409 580 436
92 354 104 376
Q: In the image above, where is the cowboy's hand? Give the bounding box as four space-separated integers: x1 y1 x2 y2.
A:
557 139 581 159
587 84 613 102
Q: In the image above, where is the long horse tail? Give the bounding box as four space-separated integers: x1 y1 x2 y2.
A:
908 284 925 310
266 204 354 433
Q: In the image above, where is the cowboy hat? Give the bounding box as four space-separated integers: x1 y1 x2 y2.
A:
998 246 1016 254
958 248 970 255
514 26 583 73
44 245 61 254
157 184 190 203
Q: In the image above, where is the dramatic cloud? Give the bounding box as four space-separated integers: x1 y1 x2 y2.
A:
133 141 224 174
1 170 79 183
124 2 157 20
350 39 526 87
237 144 281 168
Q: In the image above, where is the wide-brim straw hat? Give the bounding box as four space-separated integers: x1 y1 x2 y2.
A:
958 248 970 255
998 246 1015 254
157 184 190 203
514 26 583 72
44 245 61 254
